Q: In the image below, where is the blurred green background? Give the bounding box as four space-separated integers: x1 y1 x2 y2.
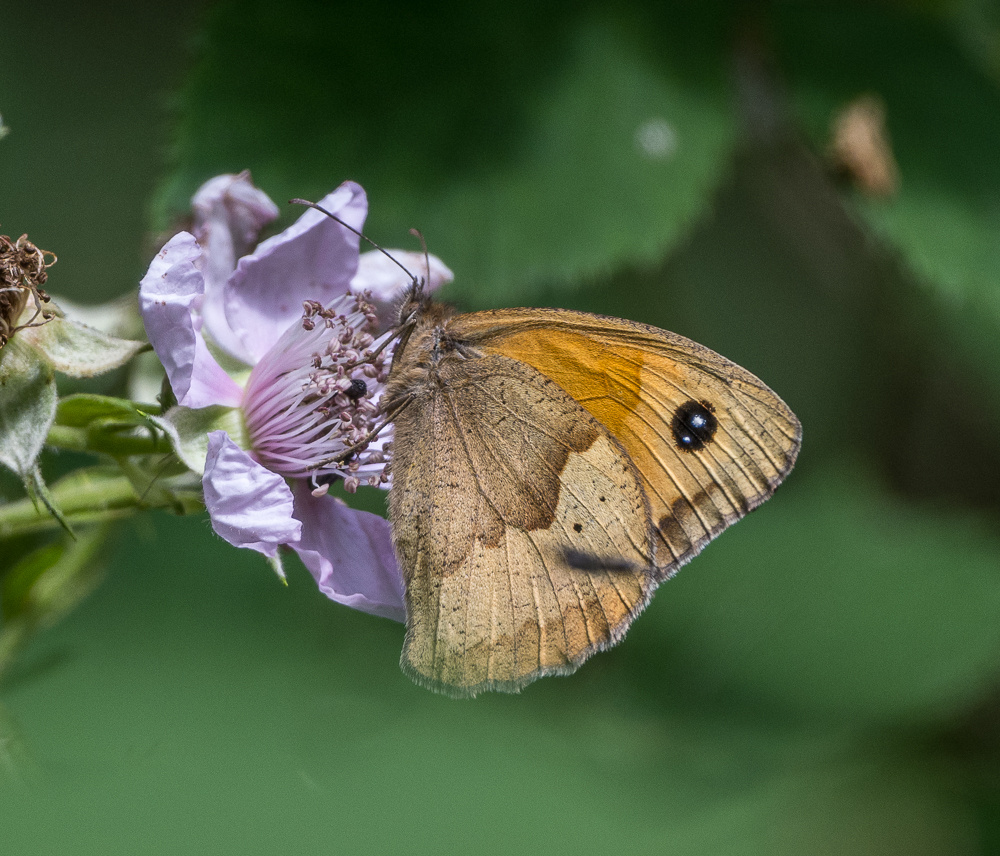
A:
3 0 1000 852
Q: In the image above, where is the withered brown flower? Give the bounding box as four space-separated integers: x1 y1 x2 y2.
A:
0 233 56 348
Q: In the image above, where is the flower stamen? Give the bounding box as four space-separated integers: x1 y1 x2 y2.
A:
242 290 397 490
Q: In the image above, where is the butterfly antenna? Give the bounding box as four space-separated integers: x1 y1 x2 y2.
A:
290 198 420 289
409 227 432 294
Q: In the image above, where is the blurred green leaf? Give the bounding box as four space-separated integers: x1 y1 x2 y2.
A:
155 1 738 304
773 3 1000 390
0 527 108 683
0 703 35 791
2 542 66 623
0 467 146 539
0 514 982 855
632 459 1000 725
1 529 107 625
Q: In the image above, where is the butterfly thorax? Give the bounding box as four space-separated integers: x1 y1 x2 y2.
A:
383 307 479 404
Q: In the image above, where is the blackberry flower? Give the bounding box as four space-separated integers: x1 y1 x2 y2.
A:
139 174 451 620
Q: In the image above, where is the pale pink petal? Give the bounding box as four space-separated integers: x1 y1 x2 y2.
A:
223 181 369 364
192 172 280 263
290 481 405 622
203 431 302 557
139 234 242 408
193 172 281 362
351 249 453 302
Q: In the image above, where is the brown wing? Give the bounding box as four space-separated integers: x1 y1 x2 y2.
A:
448 308 802 574
388 353 658 697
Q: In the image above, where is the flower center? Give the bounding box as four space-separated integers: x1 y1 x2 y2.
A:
242 291 395 491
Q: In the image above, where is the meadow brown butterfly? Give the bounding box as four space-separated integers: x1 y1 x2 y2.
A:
382 295 801 696
292 198 800 697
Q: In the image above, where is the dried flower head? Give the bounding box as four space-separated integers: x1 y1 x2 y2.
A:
0 233 55 348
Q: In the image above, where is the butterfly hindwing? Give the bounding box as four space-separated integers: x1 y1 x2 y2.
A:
388 351 658 697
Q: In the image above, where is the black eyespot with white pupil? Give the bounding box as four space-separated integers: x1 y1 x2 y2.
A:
671 400 717 452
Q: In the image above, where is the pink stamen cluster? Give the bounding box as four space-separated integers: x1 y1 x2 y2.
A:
242 291 395 492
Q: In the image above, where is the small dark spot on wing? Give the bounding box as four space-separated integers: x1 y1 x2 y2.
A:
563 549 637 573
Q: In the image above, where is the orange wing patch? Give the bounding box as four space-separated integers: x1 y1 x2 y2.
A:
450 309 801 575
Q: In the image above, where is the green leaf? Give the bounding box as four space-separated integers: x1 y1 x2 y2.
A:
155 2 737 304
17 313 146 378
0 338 57 479
49 293 145 341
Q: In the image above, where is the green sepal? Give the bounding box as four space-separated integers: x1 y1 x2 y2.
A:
114 456 203 516
267 551 288 583
152 405 247 475
22 465 73 538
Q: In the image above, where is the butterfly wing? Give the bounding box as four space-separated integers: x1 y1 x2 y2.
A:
389 352 659 697
448 308 802 574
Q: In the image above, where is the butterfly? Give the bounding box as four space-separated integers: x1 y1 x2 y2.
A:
382 298 801 697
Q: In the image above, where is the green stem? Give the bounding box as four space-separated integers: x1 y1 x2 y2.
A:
0 471 158 538
45 424 168 457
